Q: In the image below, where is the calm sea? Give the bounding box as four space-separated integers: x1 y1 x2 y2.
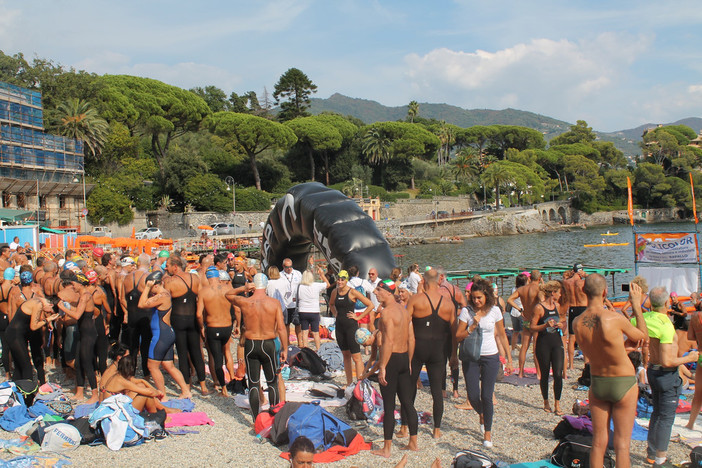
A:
393 222 702 299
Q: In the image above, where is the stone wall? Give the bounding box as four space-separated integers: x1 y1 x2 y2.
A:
380 196 476 221
146 211 270 238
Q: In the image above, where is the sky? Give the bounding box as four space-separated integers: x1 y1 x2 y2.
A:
1 0 701 132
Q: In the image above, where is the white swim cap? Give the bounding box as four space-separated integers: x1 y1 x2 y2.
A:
355 328 372 345
253 273 268 289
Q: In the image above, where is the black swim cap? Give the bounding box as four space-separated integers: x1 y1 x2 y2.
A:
146 270 164 284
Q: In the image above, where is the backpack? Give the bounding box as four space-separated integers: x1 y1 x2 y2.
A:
254 402 285 437
353 284 365 309
451 449 496 468
15 380 38 406
40 423 81 452
270 401 304 446
345 396 366 421
551 434 613 468
0 382 24 415
287 402 358 451
691 446 702 467
293 348 328 376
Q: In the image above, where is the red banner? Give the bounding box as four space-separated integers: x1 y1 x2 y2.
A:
627 177 634 226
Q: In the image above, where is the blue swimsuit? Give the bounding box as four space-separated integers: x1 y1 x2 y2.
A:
149 307 175 361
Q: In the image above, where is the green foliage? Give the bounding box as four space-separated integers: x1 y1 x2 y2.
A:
183 174 231 212
94 75 211 175
54 98 109 160
86 185 134 225
190 85 229 113
549 120 596 146
205 112 297 190
106 158 159 211
273 68 318 121
161 146 209 206
407 101 419 123
234 187 273 211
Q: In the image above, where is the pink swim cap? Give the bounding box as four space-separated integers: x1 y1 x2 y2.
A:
521 271 531 278
465 281 473 291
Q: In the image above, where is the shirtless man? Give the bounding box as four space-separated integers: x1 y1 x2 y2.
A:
226 274 288 422
507 270 542 378
0 246 12 271
644 286 698 467
197 268 235 396
406 268 456 438
573 275 648 468
686 308 702 429
372 279 418 458
564 264 588 371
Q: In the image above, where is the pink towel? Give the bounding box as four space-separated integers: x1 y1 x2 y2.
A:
165 411 215 428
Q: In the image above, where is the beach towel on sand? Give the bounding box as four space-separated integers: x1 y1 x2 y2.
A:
164 412 214 428
280 433 370 463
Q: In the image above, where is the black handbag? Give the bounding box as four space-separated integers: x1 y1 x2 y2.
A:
459 308 482 362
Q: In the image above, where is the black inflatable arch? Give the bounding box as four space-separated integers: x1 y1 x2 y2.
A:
262 183 395 278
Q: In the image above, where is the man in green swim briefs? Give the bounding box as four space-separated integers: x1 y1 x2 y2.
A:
573 274 648 468
643 286 699 467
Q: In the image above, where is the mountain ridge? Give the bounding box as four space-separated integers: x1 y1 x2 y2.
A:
308 93 702 156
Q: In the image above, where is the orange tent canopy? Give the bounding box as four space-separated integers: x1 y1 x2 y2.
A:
197 225 213 230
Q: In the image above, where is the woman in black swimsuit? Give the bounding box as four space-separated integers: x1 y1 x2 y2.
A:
6 296 58 380
329 270 373 386
530 280 567 415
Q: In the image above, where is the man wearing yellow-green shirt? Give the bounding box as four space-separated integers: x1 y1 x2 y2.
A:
645 286 699 468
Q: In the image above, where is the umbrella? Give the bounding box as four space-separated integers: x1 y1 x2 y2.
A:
197 225 214 230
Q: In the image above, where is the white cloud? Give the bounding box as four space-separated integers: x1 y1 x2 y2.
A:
404 33 654 128
690 85 702 95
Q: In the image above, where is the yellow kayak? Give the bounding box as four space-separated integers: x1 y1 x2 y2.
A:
600 232 619 236
584 242 629 247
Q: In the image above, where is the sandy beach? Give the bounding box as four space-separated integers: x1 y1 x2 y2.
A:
0 348 695 468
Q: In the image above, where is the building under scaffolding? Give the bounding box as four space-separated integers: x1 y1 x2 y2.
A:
0 81 92 231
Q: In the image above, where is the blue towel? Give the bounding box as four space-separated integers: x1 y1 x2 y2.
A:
74 402 98 419
160 398 194 412
609 418 647 441
0 406 33 432
27 401 57 418
0 456 72 467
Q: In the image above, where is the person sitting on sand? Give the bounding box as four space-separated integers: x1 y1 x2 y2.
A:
101 354 180 414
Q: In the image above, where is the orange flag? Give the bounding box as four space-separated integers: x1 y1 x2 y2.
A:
691 173 699 224
627 177 634 226
131 226 136 239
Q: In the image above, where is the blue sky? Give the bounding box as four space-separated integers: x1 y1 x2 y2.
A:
1 0 701 132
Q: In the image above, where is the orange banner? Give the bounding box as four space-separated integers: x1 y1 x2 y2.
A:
691 173 698 224
627 176 634 226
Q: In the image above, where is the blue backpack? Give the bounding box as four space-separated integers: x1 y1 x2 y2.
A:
353 284 365 309
287 402 357 451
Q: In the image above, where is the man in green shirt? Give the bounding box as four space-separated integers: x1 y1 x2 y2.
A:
645 286 698 467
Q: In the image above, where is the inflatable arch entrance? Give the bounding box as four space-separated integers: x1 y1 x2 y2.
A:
261 183 395 278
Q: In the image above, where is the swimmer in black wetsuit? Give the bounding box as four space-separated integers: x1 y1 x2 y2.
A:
164 255 207 395
123 254 152 377
226 274 288 422
406 269 456 439
371 280 418 458
531 281 566 415
6 296 58 381
138 270 191 400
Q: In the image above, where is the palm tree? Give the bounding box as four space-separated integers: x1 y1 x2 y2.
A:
407 101 419 123
436 121 455 165
452 150 478 181
361 127 392 165
56 98 109 159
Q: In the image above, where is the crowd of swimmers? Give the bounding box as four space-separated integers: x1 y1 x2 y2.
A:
3 241 702 466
